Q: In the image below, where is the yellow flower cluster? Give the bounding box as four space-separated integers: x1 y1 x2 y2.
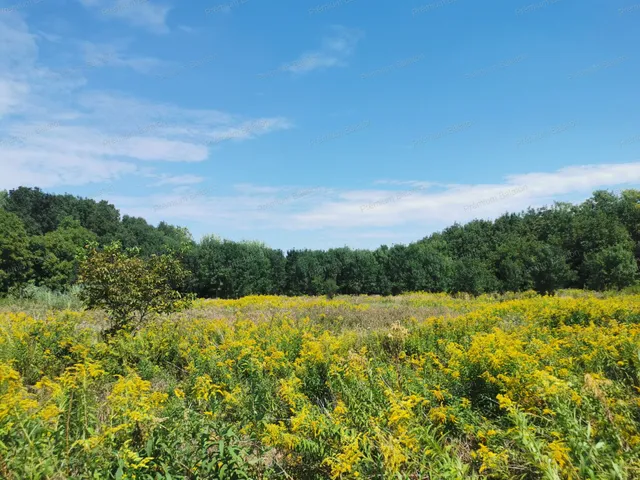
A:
1 291 640 478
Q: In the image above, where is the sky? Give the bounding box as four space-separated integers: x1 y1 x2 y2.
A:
0 0 639 251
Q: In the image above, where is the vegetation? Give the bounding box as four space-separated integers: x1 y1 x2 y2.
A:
1 292 640 478
1 186 639 298
78 242 193 335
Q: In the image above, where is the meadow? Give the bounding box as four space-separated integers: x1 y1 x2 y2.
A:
1 291 640 479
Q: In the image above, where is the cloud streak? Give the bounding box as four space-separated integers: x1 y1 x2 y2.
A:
106 162 640 250
77 0 172 33
259 26 362 77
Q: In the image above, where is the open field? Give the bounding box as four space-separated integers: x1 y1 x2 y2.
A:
1 292 640 479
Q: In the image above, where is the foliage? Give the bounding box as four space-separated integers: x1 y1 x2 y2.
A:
77 242 193 334
583 244 638 290
1 292 640 478
30 217 98 291
4 187 640 297
0 209 33 293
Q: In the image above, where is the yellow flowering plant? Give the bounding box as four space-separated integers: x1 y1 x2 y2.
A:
1 291 639 478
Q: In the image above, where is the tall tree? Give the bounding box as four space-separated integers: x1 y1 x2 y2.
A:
30 217 98 291
583 244 638 291
0 209 33 292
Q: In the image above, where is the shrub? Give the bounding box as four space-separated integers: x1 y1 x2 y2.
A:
78 242 193 335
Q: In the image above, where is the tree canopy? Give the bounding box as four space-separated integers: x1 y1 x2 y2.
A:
1 186 638 297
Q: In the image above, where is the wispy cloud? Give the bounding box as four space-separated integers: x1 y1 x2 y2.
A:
80 41 170 74
291 163 640 230
259 26 363 77
204 0 249 14
619 4 640 14
108 162 640 249
0 0 43 14
207 117 292 144
151 174 206 187
76 0 172 33
0 14 291 190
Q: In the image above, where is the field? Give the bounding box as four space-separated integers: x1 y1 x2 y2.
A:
1 291 640 479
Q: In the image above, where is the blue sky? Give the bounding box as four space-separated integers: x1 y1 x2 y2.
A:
1 0 639 250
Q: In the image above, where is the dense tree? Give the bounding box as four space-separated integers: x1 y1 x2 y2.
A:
0 209 32 292
451 257 499 296
529 243 577 294
405 241 454 292
157 222 195 252
4 187 121 241
373 246 393 296
5 187 58 235
266 248 287 295
327 247 380 295
190 237 275 298
30 217 97 291
2 186 640 297
117 216 171 256
284 249 326 296
583 244 638 291
385 244 410 295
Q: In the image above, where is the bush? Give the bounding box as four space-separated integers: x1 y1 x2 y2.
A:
78 242 193 335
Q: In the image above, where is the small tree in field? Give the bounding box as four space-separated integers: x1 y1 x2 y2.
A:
78 242 193 335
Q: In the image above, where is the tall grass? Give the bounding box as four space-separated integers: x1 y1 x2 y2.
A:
0 284 84 313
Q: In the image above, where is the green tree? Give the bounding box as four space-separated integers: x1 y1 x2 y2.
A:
30 217 97 291
321 278 339 299
0 209 32 293
284 249 326 296
5 186 55 235
327 247 381 295
386 244 410 295
451 257 499 296
157 222 195 251
116 216 169 256
78 242 193 334
373 246 393 295
405 240 454 292
583 244 638 291
190 237 275 298
494 236 536 293
529 243 576 295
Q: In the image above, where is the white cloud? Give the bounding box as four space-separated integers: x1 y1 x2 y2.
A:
207 117 293 144
292 162 640 229
280 26 363 74
77 0 172 33
0 12 38 72
151 174 205 186
80 41 169 74
104 162 640 249
0 79 30 117
0 13 291 191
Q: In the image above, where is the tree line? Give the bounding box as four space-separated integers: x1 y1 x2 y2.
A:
1 186 639 298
